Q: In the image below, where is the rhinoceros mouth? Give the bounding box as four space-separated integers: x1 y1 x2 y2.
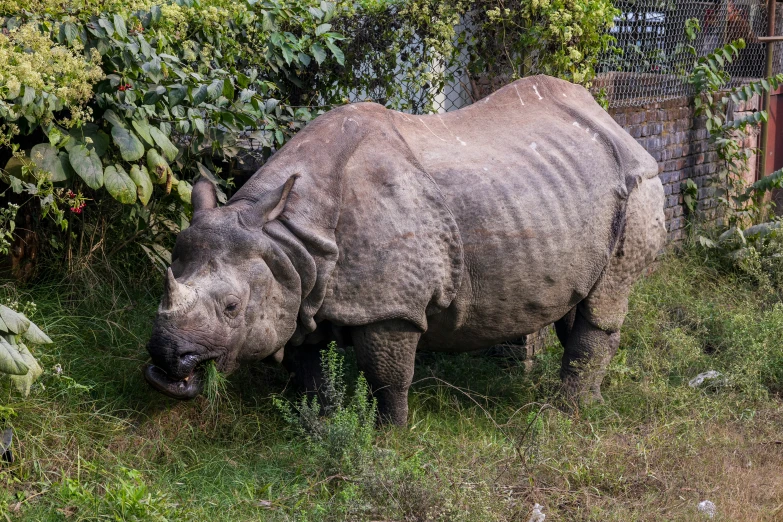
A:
143 363 204 400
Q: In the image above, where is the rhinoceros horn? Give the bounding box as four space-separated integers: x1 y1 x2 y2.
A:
161 267 197 312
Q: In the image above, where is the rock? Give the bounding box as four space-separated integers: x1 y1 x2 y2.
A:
688 370 723 388
697 499 716 518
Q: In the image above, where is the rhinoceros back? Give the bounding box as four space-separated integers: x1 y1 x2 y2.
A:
391 75 659 344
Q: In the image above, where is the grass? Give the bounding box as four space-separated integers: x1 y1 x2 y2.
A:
1 246 783 521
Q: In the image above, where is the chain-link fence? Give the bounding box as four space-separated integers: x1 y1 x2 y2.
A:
594 0 771 106
339 1 779 113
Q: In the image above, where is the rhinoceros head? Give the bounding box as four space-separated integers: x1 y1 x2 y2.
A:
144 176 300 399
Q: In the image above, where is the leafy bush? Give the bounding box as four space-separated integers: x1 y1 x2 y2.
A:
465 0 619 88
275 342 377 475
0 300 51 397
57 466 180 521
0 0 350 265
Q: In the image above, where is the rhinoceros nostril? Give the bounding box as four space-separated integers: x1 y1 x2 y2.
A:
179 353 200 369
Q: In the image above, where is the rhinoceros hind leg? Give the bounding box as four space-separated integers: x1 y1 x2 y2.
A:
351 319 420 426
560 175 665 404
559 306 621 404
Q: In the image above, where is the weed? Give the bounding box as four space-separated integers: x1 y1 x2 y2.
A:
275 342 377 476
57 466 180 521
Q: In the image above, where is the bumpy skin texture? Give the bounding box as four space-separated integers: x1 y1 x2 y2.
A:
146 75 666 424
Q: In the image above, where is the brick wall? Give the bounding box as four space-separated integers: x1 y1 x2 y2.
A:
607 94 762 243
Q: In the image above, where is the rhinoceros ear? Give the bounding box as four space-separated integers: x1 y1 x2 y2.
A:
192 179 218 212
257 174 299 223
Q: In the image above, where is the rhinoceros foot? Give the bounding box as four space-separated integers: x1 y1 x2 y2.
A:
143 363 204 400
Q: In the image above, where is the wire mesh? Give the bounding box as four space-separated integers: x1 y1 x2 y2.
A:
338 1 776 113
594 0 771 107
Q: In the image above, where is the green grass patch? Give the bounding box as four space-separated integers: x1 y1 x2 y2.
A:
1 247 782 520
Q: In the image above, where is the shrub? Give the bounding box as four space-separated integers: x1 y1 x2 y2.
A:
465 0 619 88
0 0 351 266
0 299 51 397
274 342 377 475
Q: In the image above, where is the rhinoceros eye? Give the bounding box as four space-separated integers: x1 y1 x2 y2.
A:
224 299 240 317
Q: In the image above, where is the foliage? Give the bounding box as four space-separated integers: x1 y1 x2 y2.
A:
274 341 377 475
0 0 622 274
0 0 350 267
466 0 619 88
0 299 51 397
686 33 783 228
321 0 467 113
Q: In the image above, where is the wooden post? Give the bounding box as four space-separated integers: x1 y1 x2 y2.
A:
759 0 777 181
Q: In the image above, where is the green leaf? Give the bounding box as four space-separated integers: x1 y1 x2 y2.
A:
22 322 52 345
191 84 208 105
67 124 109 156
148 126 178 161
326 41 344 65
98 17 114 37
0 337 28 376
129 165 153 205
21 85 35 106
168 84 187 107
222 78 235 100
31 143 67 182
132 119 154 146
207 80 224 101
139 34 153 57
111 126 145 162
315 23 331 36
147 148 169 184
62 21 78 44
113 14 127 39
143 85 166 105
177 179 192 204
102 109 125 129
9 343 42 396
311 43 327 65
47 126 63 147
69 145 104 189
104 165 137 204
280 44 294 65
0 306 30 335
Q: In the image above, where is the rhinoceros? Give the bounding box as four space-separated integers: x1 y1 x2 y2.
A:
144 75 666 425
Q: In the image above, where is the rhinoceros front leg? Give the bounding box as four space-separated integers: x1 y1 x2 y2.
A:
351 319 420 426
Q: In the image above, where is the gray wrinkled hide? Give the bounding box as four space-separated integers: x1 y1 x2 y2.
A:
152 75 666 425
